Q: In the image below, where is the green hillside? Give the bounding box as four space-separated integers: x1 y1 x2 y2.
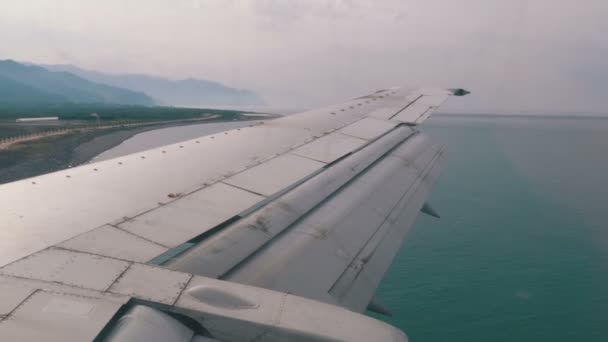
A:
0 75 66 102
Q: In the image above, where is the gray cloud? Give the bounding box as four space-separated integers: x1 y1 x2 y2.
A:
0 0 606 114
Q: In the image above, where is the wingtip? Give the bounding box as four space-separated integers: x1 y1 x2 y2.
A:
449 88 470 96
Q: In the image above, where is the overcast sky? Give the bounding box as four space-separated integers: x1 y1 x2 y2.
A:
0 0 606 113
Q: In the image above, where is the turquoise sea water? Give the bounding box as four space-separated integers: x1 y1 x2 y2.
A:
375 116 608 341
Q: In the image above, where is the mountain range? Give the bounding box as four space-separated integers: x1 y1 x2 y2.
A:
0 59 264 107
43 64 264 107
0 60 154 105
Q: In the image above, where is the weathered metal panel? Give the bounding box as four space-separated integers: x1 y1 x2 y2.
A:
171 275 407 342
365 91 421 120
391 102 432 123
0 124 307 268
291 133 367 163
224 134 443 306
337 117 397 140
119 183 264 248
103 305 195 342
0 283 35 317
276 102 368 135
0 248 130 291
108 263 192 305
366 107 400 120
0 275 130 305
0 291 124 342
165 127 416 279
223 154 325 196
391 94 449 123
58 225 168 262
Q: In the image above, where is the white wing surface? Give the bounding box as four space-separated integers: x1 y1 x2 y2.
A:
0 87 467 342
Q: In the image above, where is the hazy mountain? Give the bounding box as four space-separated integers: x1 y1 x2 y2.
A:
0 74 66 103
44 64 264 107
0 60 154 105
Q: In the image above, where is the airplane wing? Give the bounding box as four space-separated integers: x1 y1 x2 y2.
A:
0 87 468 342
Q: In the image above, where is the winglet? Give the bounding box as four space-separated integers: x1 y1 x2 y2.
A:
449 88 470 96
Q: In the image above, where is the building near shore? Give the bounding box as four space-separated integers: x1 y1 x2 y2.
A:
16 117 59 123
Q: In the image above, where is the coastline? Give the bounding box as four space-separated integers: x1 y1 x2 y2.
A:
0 115 222 151
0 117 265 184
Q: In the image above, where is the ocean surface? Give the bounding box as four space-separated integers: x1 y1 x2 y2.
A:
96 115 608 341
372 116 608 341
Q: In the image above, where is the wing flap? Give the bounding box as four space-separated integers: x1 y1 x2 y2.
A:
117 182 264 248
0 290 125 342
329 141 445 311
164 126 416 279
221 134 444 308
